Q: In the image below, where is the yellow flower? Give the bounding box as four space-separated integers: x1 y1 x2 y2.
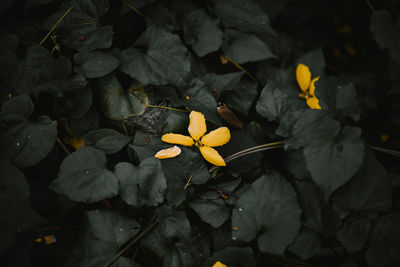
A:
154 111 230 166
296 64 321 110
213 261 227 267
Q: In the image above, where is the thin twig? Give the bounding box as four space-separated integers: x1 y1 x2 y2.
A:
102 215 158 267
224 55 259 84
184 174 193 190
57 138 71 155
39 6 74 46
145 104 189 113
121 0 145 17
366 0 375 11
370 146 400 157
209 141 284 173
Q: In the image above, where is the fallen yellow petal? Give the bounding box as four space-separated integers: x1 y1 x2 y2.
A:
213 261 227 267
161 133 194 146
44 235 56 245
154 146 182 159
201 127 230 147
306 96 321 110
309 76 320 96
199 146 226 166
188 111 207 141
296 63 311 92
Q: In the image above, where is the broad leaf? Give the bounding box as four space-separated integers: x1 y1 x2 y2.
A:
97 74 148 120
222 29 276 64
366 211 400 267
202 72 243 98
189 199 229 228
223 77 258 116
333 149 393 217
295 47 326 77
213 0 275 34
120 26 190 85
84 128 131 154
0 95 57 167
256 83 291 121
74 51 119 78
44 0 113 52
86 209 140 246
50 146 119 202
183 9 223 57
231 172 301 254
288 229 322 260
114 159 167 207
336 214 372 253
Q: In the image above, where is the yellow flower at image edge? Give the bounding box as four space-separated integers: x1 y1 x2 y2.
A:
213 261 227 267
296 63 321 110
154 111 230 166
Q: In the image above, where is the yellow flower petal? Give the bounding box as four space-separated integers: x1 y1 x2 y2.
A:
213 261 227 267
306 96 321 110
199 146 226 166
296 63 312 92
188 111 207 141
154 146 182 159
309 76 320 96
65 136 85 150
161 133 194 146
201 127 230 147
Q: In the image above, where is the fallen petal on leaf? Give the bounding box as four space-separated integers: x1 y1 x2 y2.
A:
154 146 182 159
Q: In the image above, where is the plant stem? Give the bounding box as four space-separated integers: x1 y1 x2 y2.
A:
102 215 158 267
209 141 284 173
370 146 400 157
224 56 259 84
145 104 189 112
56 138 71 155
39 6 74 46
121 0 145 17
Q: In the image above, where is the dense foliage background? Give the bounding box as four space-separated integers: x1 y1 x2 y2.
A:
1 0 400 266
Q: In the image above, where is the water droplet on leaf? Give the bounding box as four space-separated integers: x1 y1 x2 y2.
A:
238 208 243 212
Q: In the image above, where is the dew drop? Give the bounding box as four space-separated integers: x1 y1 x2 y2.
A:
119 228 123 232
16 142 20 146
85 171 89 175
238 208 243 212
98 61 102 64
232 236 237 240
199 253 202 257
261 21 267 25
27 135 31 139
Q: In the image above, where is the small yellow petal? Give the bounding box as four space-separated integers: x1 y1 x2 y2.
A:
188 111 207 141
43 235 56 245
199 146 226 166
306 97 321 110
154 146 182 159
213 261 227 267
309 76 320 96
296 63 312 92
65 136 85 150
201 127 230 147
161 133 194 146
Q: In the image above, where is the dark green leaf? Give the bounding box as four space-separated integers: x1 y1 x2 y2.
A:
256 83 291 121
182 78 221 125
203 247 256 267
86 209 140 246
161 147 211 205
231 172 301 254
114 159 167 207
69 86 93 119
69 106 99 136
162 111 188 133
84 128 131 154
370 10 400 63
333 149 393 217
74 51 119 78
336 214 372 253
295 47 325 76
97 74 148 121
366 211 400 267
303 126 365 199
288 229 322 260
183 9 223 57
11 45 85 96
223 77 258 116
0 95 57 167
189 199 229 228
112 257 141 267
120 26 190 85
202 72 243 98
50 146 119 202
44 0 113 52
222 29 276 64
214 0 275 34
